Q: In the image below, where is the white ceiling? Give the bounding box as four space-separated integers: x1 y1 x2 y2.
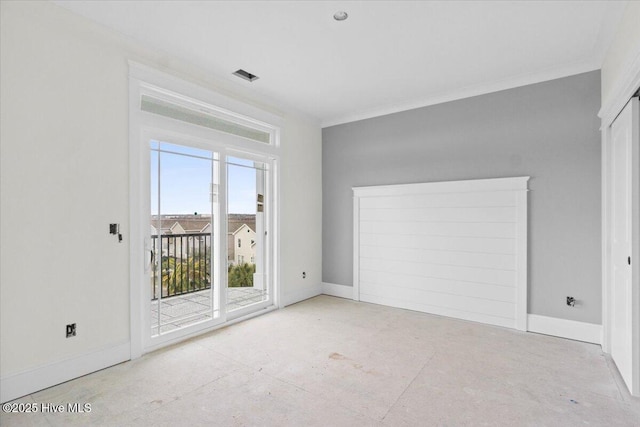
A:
53 1 627 127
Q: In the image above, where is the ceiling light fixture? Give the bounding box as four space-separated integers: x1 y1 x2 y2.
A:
333 11 348 21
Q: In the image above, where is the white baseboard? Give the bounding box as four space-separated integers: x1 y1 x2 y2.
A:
527 314 602 345
281 283 322 307
321 282 354 299
1 341 130 403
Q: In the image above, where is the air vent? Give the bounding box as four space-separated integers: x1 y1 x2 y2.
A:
233 69 259 82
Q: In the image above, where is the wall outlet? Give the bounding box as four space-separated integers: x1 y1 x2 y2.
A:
566 296 576 307
66 323 76 338
302 271 306 279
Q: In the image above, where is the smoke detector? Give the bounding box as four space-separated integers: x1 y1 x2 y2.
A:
333 11 348 21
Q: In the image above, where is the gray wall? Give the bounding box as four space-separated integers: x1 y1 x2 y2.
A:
322 71 601 324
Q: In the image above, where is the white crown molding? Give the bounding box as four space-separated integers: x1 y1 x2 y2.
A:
322 60 599 128
599 47 640 127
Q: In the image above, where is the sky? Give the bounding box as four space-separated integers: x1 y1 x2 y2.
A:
150 141 261 215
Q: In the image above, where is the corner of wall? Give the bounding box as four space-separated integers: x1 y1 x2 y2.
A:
600 1 640 111
321 282 354 300
281 283 322 307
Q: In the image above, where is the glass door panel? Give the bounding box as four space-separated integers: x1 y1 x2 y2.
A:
149 140 220 337
226 156 269 313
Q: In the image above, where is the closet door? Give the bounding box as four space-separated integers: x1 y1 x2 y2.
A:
609 97 638 395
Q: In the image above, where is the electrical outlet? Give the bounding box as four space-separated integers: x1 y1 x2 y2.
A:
566 296 576 307
66 323 76 338
302 272 306 279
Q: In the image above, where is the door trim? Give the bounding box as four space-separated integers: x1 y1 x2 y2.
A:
129 63 281 358
599 45 640 397
601 94 640 396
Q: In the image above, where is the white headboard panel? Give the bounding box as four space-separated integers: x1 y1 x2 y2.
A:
353 177 530 330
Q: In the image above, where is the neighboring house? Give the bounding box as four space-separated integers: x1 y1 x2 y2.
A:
150 214 256 265
200 223 212 234
227 214 256 266
150 215 212 259
232 223 256 265
150 215 212 236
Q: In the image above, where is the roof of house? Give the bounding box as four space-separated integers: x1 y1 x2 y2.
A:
228 214 255 235
169 219 211 233
232 223 256 236
151 214 255 235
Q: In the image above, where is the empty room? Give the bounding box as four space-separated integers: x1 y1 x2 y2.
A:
1 1 640 426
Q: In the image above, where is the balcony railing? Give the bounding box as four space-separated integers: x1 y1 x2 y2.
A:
151 233 211 300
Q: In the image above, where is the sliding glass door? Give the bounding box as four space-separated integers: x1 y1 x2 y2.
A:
226 156 270 317
144 138 273 348
129 67 280 355
148 140 221 339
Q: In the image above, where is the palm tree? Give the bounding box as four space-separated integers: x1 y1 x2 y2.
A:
228 262 255 287
161 252 211 296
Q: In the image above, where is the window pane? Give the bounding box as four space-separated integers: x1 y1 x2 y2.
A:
141 95 271 144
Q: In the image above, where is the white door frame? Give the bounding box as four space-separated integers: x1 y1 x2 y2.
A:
128 62 282 358
599 56 640 396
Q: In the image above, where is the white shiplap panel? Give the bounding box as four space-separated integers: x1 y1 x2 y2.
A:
359 257 516 286
359 233 515 255
360 206 516 223
359 221 516 239
359 269 516 303
360 282 516 320
360 293 516 329
359 191 516 210
359 244 516 270
353 177 529 331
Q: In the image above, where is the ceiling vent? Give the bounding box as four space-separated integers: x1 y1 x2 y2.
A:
233 69 259 82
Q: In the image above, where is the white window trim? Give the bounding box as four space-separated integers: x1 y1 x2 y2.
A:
129 62 281 358
129 61 283 130
140 88 276 140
